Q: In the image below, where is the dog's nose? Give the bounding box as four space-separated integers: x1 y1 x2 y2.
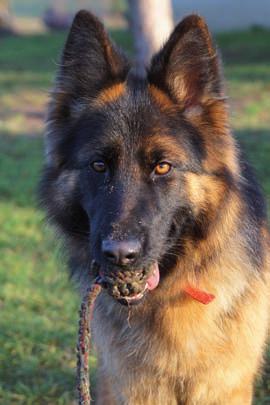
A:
101 239 141 266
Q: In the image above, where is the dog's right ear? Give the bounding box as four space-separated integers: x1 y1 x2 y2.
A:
55 10 129 109
46 11 129 167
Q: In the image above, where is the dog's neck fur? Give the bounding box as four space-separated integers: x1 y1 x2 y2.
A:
93 245 269 404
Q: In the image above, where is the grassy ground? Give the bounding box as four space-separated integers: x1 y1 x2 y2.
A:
0 27 269 404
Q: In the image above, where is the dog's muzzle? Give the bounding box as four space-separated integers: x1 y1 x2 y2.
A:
97 262 160 305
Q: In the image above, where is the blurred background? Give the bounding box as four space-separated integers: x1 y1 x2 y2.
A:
0 0 269 403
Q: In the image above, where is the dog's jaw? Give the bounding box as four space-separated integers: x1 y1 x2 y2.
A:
98 261 160 305
120 261 160 305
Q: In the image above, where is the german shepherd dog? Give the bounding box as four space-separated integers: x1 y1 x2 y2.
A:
39 10 270 404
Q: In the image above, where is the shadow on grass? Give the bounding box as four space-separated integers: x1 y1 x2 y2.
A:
0 29 133 92
235 128 270 204
217 28 270 83
224 65 270 83
217 28 270 61
0 133 43 209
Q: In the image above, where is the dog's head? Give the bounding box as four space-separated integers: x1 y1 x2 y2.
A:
41 11 237 305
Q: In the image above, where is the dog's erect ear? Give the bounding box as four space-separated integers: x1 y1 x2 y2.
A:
148 15 223 109
56 10 129 98
46 11 129 167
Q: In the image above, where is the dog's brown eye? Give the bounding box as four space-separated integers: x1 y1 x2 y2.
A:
154 162 171 176
91 161 106 173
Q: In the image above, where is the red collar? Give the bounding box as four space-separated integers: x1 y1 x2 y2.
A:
183 286 215 305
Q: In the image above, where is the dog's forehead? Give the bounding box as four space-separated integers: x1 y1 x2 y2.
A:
87 80 205 165
72 80 205 168
92 80 183 146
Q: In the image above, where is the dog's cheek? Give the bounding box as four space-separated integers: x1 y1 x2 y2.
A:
40 168 89 233
185 172 228 213
145 187 183 253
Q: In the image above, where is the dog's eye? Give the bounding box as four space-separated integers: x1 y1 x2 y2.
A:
154 162 172 176
91 160 107 173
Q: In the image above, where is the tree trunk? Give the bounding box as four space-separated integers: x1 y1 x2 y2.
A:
0 0 12 33
127 0 174 73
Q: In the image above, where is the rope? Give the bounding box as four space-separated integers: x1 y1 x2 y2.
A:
76 280 102 405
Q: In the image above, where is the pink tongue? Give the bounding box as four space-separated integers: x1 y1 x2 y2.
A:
146 262 160 291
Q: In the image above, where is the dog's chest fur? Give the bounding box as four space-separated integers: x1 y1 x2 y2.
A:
93 271 269 405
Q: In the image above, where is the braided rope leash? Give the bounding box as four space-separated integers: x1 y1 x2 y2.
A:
77 280 102 405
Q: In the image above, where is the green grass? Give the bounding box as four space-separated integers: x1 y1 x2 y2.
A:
0 27 269 404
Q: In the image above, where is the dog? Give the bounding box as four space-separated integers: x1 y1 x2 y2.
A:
39 10 270 404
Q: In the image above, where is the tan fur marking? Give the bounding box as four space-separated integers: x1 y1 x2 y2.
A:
143 133 189 163
184 172 228 215
185 100 240 175
94 83 125 107
148 84 176 111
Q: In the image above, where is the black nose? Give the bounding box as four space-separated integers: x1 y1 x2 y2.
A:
101 239 141 266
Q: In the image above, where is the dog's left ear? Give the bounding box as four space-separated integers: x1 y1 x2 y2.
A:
148 15 223 109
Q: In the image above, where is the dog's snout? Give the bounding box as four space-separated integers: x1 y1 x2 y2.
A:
102 239 141 266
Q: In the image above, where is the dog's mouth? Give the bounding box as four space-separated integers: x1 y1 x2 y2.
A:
97 262 160 305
